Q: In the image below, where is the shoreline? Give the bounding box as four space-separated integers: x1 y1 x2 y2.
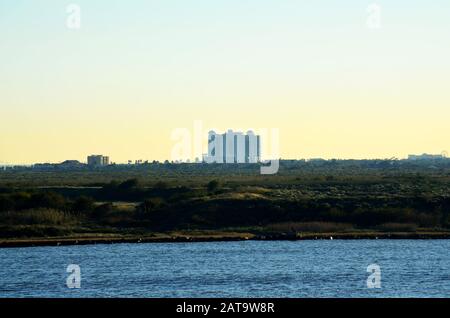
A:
1 231 450 248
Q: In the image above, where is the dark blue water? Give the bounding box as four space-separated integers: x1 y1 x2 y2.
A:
0 240 449 297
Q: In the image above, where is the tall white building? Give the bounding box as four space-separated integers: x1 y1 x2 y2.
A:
225 130 235 163
234 132 246 163
206 130 260 163
246 130 260 163
207 131 224 163
87 155 110 166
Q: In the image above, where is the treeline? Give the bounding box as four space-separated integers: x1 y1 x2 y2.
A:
2 159 450 188
96 179 200 202
0 178 215 216
0 190 107 217
140 196 450 231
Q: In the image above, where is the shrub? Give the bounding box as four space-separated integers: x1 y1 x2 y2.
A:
266 222 354 233
206 180 220 193
93 202 113 218
0 195 14 212
28 192 67 210
0 209 77 225
0 225 72 238
9 192 32 210
72 196 95 214
154 181 168 190
377 223 418 232
137 198 164 214
118 178 139 190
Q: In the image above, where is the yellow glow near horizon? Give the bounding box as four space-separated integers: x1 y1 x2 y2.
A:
1 1 449 164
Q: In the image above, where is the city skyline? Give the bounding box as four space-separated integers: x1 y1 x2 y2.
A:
1 1 450 164
1 151 449 166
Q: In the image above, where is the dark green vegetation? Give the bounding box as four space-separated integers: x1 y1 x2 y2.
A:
1 159 450 242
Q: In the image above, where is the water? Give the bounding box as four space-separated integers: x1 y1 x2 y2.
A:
0 240 449 298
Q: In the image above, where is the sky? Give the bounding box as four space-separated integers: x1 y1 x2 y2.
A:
1 0 450 164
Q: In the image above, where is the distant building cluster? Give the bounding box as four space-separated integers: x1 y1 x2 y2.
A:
87 155 110 167
407 153 446 161
205 130 261 163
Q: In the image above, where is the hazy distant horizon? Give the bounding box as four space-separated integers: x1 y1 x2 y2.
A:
2 153 449 166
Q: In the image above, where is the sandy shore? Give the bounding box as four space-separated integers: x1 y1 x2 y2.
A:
1 231 450 248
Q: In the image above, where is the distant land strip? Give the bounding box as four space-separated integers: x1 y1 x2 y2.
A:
2 232 450 248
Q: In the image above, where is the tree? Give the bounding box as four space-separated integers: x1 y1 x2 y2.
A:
207 180 220 193
0 195 14 212
93 202 113 218
154 181 168 190
118 178 139 190
137 198 164 214
72 196 94 214
29 192 67 210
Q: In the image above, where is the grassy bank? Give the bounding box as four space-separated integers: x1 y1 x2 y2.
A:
1 161 450 245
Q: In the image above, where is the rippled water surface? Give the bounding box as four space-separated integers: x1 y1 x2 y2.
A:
0 240 449 297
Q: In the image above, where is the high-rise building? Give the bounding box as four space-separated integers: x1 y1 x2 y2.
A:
206 130 260 163
246 130 260 163
87 155 110 167
207 131 224 163
225 129 235 163
234 132 246 163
